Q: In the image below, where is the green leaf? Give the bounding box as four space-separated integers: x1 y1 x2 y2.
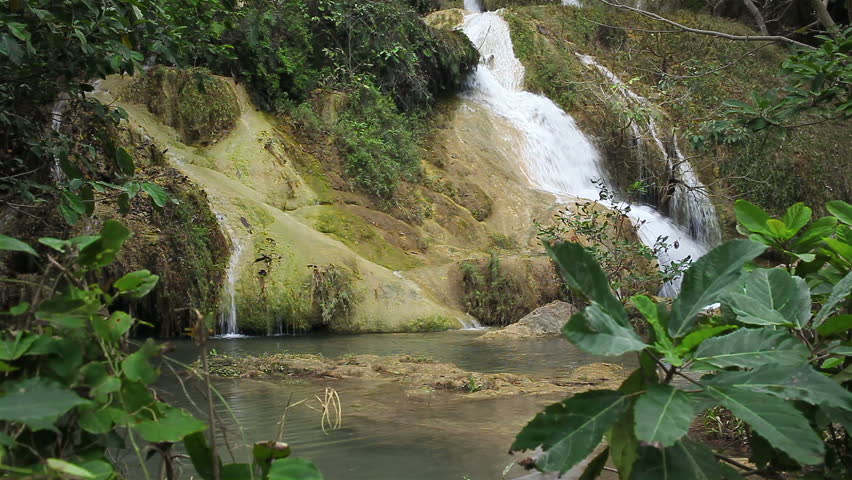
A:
38 237 68 253
221 463 253 480
563 305 647 356
675 325 736 356
0 378 88 431
47 459 95 479
512 390 630 473
59 203 81 225
766 219 789 240
546 242 626 323
8 302 29 316
632 296 680 365
0 331 38 360
115 146 135 176
185 432 217 480
705 364 852 411
693 328 808 369
824 238 852 262
794 217 837 253
634 385 701 447
268 458 324 480
114 270 159 298
122 340 159 385
734 200 771 235
79 405 116 434
813 271 852 328
630 441 741 480
0 234 38 257
141 182 170 208
607 410 639 479
723 268 811 328
782 203 812 236
92 311 134 343
132 408 207 443
827 200 852 225
705 386 824 465
254 441 292 477
817 314 852 336
79 220 131 268
669 240 766 338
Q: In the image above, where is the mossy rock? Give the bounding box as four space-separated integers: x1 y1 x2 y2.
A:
123 66 240 145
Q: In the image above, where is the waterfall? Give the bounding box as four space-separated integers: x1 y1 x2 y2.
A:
463 0 482 12
577 55 721 247
460 11 712 295
215 212 246 337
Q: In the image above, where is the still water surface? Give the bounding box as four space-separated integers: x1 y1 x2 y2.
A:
141 331 630 480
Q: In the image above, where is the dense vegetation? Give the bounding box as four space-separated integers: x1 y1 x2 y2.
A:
515 199 852 479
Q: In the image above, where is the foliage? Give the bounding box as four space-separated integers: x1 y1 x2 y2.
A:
0 0 235 222
698 26 852 143
512 199 852 479
335 84 423 199
538 182 690 299
309 264 356 327
460 253 526 326
0 223 323 479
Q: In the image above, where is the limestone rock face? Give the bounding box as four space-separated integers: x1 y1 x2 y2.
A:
480 300 577 339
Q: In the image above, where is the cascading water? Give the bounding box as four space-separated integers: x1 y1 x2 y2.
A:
577 55 722 247
460 10 711 295
215 212 246 337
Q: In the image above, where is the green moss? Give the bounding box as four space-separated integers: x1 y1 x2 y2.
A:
124 66 240 145
403 315 457 332
231 198 275 229
305 206 421 270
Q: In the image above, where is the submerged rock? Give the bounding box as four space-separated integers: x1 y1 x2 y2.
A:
204 353 626 398
479 300 577 339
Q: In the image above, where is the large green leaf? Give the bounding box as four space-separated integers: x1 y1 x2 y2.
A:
0 378 88 431
817 314 852 336
607 409 639 479
734 200 771 235
141 182 170 208
0 234 38 257
563 305 647 356
578 447 609 480
268 458 324 480
706 386 824 465
782 203 812 236
132 408 207 443
184 432 217 480
630 441 741 480
546 242 626 323
693 328 808 369
704 365 852 411
723 268 811 328
669 240 766 338
813 271 852 328
675 325 736 356
121 339 159 385
631 296 678 364
827 200 852 225
633 385 701 447
47 459 96 479
115 146 135 176
512 390 630 473
113 270 159 299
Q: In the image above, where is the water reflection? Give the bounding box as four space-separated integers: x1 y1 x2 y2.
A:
150 332 634 480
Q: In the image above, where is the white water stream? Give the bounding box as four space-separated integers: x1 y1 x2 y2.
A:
460 9 715 295
214 212 246 337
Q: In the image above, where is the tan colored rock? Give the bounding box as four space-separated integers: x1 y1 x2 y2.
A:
480 300 578 339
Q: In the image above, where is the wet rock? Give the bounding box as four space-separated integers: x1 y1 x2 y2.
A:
479 301 577 339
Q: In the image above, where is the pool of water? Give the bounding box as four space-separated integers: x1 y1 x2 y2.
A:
140 331 632 480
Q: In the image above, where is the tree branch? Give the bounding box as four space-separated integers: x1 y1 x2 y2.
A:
596 0 815 49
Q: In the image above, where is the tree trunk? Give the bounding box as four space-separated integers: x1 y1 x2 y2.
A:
809 0 838 36
742 0 769 35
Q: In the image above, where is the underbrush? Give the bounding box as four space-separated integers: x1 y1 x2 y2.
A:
460 253 527 326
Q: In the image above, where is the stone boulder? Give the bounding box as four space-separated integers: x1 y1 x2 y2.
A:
479 301 577 339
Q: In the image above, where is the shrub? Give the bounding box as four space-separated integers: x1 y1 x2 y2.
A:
309 264 356 327
460 253 526 326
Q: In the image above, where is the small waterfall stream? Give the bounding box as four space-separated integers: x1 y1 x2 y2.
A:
577 55 721 247
215 212 246 337
460 9 714 295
